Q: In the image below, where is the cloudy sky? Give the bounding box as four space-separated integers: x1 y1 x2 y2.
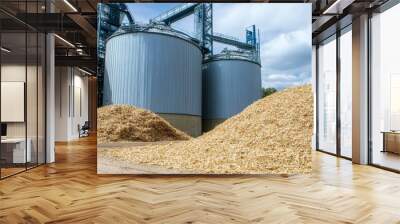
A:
127 3 311 90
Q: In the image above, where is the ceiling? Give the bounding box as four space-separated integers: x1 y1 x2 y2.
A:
0 0 99 73
310 0 390 43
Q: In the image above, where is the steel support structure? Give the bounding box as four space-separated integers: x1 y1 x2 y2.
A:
97 3 132 106
195 3 213 57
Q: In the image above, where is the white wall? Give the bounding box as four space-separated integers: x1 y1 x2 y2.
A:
1 65 39 137
55 66 89 141
1 65 26 138
55 66 69 141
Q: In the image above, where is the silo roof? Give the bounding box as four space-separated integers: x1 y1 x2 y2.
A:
107 23 201 49
204 49 261 66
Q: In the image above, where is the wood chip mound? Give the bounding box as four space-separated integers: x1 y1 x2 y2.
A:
97 105 191 144
101 85 313 174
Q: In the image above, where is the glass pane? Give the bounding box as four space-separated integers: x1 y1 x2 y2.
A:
27 31 38 169
340 29 352 158
371 4 400 171
1 30 27 177
318 36 337 154
0 1 46 178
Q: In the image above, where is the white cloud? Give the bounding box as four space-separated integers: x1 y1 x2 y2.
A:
212 3 312 90
213 3 311 44
126 3 312 90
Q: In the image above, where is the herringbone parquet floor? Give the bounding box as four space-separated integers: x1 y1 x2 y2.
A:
1 135 400 223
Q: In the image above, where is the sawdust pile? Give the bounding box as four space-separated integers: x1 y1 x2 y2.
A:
97 105 190 144
102 85 313 174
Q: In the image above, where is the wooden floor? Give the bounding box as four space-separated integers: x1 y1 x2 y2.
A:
372 150 400 171
1 135 400 223
1 167 26 178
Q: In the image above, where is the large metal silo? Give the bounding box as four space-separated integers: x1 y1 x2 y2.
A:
202 50 262 132
104 24 202 136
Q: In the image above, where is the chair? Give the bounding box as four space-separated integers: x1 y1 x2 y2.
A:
79 121 90 138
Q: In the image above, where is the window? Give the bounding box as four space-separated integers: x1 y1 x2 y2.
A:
339 27 352 158
0 1 46 179
370 3 400 171
317 35 337 154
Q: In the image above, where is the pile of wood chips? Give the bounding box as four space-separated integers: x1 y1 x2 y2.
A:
97 105 190 144
101 85 313 174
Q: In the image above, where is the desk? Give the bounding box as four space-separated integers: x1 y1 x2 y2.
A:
1 138 31 163
381 131 400 154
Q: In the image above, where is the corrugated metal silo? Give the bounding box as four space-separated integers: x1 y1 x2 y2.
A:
202 50 262 132
104 24 203 136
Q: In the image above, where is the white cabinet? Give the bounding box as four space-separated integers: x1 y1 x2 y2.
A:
1 138 32 163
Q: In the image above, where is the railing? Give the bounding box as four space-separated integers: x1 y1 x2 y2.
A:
212 33 254 50
205 49 260 64
213 32 240 42
150 3 198 23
